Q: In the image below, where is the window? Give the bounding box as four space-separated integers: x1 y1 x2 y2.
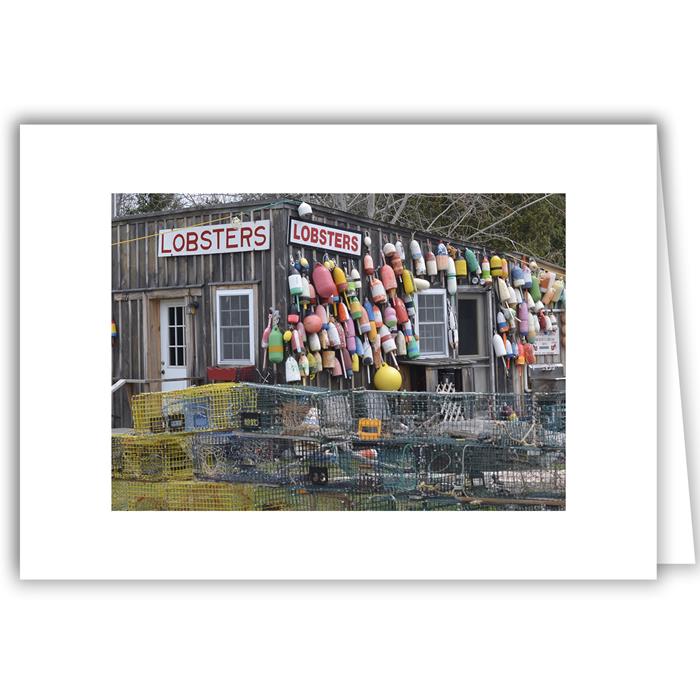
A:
415 289 448 357
167 305 186 366
216 289 255 365
457 293 485 356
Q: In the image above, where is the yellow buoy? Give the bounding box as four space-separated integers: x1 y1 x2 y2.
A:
373 362 402 391
490 255 503 277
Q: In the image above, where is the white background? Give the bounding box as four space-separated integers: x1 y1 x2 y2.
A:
2 2 698 699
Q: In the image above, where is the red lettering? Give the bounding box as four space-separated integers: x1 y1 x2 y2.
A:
310 226 318 244
240 225 252 249
299 223 310 242
350 235 359 253
254 225 267 247
173 233 185 252
186 231 198 251
160 234 172 254
342 233 349 251
226 227 238 248
201 230 212 250
319 229 327 246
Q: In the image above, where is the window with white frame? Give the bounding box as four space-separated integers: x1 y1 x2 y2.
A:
216 289 255 365
415 289 448 357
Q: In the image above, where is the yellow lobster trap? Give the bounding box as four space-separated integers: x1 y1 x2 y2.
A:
111 433 194 481
130 382 258 434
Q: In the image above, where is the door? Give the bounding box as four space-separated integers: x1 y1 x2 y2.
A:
160 300 188 390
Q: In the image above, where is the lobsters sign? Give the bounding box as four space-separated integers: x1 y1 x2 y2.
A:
288 218 362 257
158 220 271 257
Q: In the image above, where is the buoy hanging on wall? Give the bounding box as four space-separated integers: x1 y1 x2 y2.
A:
492 332 507 358
312 262 337 300
268 326 284 364
446 256 457 295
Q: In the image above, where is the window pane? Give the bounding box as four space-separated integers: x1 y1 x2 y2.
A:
218 293 252 363
458 298 479 355
176 347 184 366
169 327 175 345
176 327 184 345
417 292 446 356
168 307 174 324
169 347 176 365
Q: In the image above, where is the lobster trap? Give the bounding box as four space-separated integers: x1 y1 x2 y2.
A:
352 390 566 448
111 433 194 481
130 382 258 434
233 383 355 438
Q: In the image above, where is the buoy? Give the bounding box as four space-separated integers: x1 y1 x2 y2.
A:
285 355 301 382
465 248 479 273
307 351 317 374
545 313 553 332
480 255 492 285
525 291 535 310
300 276 311 304
344 320 356 353
490 255 503 278
308 283 317 306
522 265 532 289
363 251 375 276
298 353 310 377
315 304 329 329
406 335 420 359
358 307 371 334
413 277 430 291
552 279 565 303
390 254 404 276
410 239 422 260
291 329 303 353
395 238 405 261
436 243 449 272
425 249 438 277
337 301 349 323
518 303 529 335
332 356 343 377
352 352 360 373
288 260 303 296
362 340 373 365
372 305 383 328
403 319 414 338
530 275 541 302
268 326 283 363
312 262 337 300
327 321 341 349
505 339 514 358
350 266 361 281
511 265 524 288
524 343 536 364
287 302 300 325
396 331 407 356
370 277 387 304
308 332 321 352
364 235 372 248
380 263 397 293
374 362 402 391
383 241 397 258
332 265 348 292
322 350 336 369
393 297 409 324
527 314 537 342
379 325 397 354
516 341 525 366
401 269 415 295
383 305 397 329
507 284 518 306
283 329 292 344
319 329 329 350
538 311 547 331
348 294 363 319
299 257 309 273
501 257 509 277
455 251 468 278
514 288 523 305
446 256 457 295
342 348 353 378
261 313 272 367
403 295 415 319
534 300 544 313
496 277 509 303
529 259 538 272
497 311 508 333
492 332 507 358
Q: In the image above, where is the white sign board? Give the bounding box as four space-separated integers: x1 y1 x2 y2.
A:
158 220 270 257
288 218 362 257
533 326 560 356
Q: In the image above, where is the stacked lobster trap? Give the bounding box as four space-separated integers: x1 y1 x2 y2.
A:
113 382 566 510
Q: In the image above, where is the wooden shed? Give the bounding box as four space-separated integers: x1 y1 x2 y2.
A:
112 198 565 428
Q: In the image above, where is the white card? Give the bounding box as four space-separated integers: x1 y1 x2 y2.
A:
20 124 659 579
